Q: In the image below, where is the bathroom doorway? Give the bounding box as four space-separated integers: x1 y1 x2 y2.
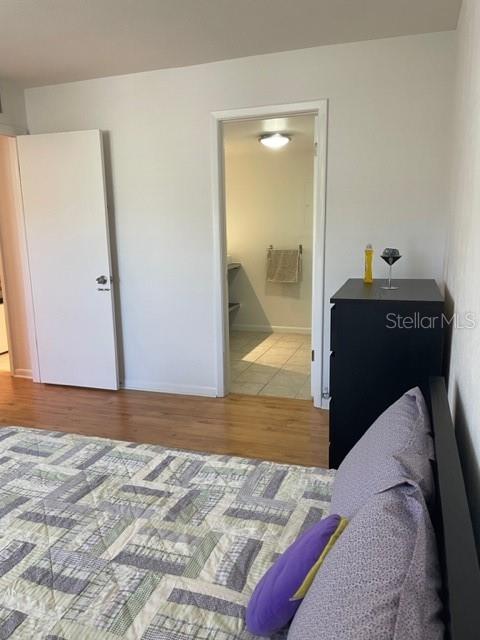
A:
211 101 328 407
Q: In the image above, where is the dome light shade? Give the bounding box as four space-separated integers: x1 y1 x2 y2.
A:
259 133 291 149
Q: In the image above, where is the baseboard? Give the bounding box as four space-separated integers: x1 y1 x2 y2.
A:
14 369 32 379
232 324 311 336
122 379 217 398
321 397 331 411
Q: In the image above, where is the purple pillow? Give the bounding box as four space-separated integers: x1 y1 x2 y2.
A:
246 514 342 636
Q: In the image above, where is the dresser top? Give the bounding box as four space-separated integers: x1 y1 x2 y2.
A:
331 279 444 303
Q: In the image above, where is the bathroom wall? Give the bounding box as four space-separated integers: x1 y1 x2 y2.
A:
225 121 314 333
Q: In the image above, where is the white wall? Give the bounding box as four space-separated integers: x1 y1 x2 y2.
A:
24 31 454 396
0 80 27 134
225 137 314 333
445 0 480 551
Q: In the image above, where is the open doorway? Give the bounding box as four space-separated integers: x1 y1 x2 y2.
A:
224 115 315 399
0 134 32 380
212 101 328 407
0 263 11 373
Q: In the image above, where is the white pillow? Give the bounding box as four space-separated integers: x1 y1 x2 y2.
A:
288 484 444 640
330 387 434 518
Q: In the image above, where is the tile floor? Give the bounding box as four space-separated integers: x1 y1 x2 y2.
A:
229 331 312 399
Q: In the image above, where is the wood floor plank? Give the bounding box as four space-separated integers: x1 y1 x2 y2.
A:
0 373 330 467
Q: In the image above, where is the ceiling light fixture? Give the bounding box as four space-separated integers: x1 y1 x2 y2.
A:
259 133 291 149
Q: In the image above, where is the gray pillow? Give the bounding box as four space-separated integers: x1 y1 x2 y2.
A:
288 484 444 640
330 387 434 518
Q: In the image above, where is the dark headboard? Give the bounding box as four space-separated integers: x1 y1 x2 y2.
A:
429 377 480 640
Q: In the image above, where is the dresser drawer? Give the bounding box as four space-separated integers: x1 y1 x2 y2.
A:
329 351 336 397
330 304 337 351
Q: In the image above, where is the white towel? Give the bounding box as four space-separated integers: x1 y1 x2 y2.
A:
267 249 301 283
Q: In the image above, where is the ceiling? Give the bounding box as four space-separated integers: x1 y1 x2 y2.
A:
223 115 315 155
0 0 462 88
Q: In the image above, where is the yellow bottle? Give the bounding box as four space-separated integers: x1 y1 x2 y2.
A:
364 244 373 284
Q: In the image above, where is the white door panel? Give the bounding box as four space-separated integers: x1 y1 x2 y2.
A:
17 130 118 389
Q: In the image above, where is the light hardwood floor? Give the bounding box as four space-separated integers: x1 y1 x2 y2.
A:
0 373 330 467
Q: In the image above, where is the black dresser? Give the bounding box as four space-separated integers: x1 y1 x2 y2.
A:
329 279 444 468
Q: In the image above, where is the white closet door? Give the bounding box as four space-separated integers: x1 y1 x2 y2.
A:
17 130 119 389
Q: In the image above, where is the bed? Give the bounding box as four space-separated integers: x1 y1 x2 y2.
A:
0 377 476 639
0 426 334 638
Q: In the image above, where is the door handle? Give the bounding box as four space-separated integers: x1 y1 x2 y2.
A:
96 274 111 291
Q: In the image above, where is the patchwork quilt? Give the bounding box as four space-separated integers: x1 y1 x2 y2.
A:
0 426 335 639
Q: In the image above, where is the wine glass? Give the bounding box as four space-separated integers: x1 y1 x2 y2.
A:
380 248 402 290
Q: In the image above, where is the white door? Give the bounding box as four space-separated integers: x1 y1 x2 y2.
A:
17 130 119 389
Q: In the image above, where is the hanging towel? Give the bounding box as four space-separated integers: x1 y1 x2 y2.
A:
267 248 301 283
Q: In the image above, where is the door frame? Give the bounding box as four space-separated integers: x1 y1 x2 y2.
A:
211 100 328 408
